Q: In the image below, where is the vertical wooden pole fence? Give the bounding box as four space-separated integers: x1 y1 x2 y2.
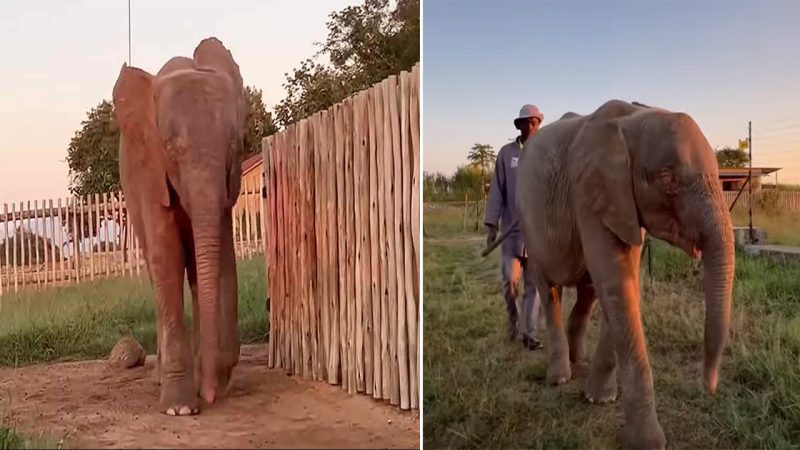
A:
262 64 420 410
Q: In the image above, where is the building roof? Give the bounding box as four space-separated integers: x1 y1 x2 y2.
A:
718 167 780 178
241 153 263 176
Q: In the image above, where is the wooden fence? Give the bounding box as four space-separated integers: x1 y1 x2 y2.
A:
262 64 420 410
0 180 264 295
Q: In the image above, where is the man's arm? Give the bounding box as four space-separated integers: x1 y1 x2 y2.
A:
484 149 505 229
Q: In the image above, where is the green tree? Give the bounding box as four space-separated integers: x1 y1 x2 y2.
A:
243 86 279 161
65 100 120 197
66 86 276 196
715 146 749 168
274 0 420 127
467 143 495 189
451 165 484 200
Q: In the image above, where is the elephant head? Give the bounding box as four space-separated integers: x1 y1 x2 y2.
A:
570 100 735 394
112 37 245 404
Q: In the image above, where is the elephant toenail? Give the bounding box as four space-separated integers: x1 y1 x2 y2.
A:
179 406 191 415
166 407 176 416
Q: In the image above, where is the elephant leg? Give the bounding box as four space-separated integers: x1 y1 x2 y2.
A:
129 204 163 387
567 273 596 373
501 253 522 341
584 314 618 403
582 225 665 449
534 272 570 385
143 210 198 416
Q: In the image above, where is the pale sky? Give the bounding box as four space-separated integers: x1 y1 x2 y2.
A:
0 0 360 205
423 0 800 184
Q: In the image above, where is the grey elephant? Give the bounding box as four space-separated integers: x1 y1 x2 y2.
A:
112 37 246 415
499 100 734 448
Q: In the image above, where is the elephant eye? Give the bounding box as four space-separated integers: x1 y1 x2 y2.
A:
640 167 650 184
657 168 679 195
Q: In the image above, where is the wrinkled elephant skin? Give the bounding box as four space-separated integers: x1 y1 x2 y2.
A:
112 37 246 416
514 100 735 449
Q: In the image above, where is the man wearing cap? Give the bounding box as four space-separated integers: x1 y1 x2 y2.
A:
484 104 544 350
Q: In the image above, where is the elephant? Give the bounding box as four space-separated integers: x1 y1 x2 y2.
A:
112 37 246 416
504 99 734 448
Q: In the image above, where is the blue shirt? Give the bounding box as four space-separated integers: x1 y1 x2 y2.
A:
484 136 527 257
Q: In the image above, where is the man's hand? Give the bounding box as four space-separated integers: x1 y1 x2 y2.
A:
485 224 498 248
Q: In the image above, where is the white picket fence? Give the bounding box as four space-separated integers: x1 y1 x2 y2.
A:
0 176 265 296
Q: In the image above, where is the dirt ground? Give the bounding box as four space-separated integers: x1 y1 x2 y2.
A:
0 344 419 449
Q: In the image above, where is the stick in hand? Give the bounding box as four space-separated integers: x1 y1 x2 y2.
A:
480 219 519 257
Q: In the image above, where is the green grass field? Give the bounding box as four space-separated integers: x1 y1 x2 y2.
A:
0 425 62 450
423 203 800 449
0 256 268 447
0 256 268 367
731 208 800 247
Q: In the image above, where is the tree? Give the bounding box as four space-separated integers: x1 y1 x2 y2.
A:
467 143 495 189
65 100 120 197
274 0 420 127
242 86 279 161
451 165 484 200
715 146 749 168
66 86 275 196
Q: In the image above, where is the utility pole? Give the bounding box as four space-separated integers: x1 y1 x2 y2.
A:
748 121 753 242
128 0 132 65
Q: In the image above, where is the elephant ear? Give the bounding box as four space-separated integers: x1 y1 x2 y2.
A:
112 64 172 208
193 37 243 91
570 118 642 246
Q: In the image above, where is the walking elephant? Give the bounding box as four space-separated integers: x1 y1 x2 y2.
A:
112 37 246 416
506 100 734 448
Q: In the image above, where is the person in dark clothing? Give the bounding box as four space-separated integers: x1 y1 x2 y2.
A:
484 104 544 350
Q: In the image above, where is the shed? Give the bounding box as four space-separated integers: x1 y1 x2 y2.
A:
718 167 780 191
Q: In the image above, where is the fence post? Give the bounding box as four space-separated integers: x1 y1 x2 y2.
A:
32 200 40 286
19 202 26 286
463 193 468 231
1 204 7 296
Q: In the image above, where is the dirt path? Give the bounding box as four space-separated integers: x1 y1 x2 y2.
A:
0 344 419 449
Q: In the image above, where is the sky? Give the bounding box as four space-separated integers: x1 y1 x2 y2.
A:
0 0 360 205
423 0 800 184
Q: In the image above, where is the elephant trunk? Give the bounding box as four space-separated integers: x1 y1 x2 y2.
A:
699 191 735 395
192 195 224 404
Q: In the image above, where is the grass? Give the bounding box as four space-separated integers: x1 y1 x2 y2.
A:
0 256 268 367
1 407 64 449
423 199 800 247
731 206 800 247
423 201 486 239
423 212 800 449
0 426 62 449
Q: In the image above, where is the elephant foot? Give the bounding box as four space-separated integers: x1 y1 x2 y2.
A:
571 359 590 378
219 346 239 389
160 379 200 416
624 415 666 450
217 361 236 394
547 360 572 385
584 372 617 404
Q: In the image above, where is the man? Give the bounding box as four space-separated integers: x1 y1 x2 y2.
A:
484 104 544 350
